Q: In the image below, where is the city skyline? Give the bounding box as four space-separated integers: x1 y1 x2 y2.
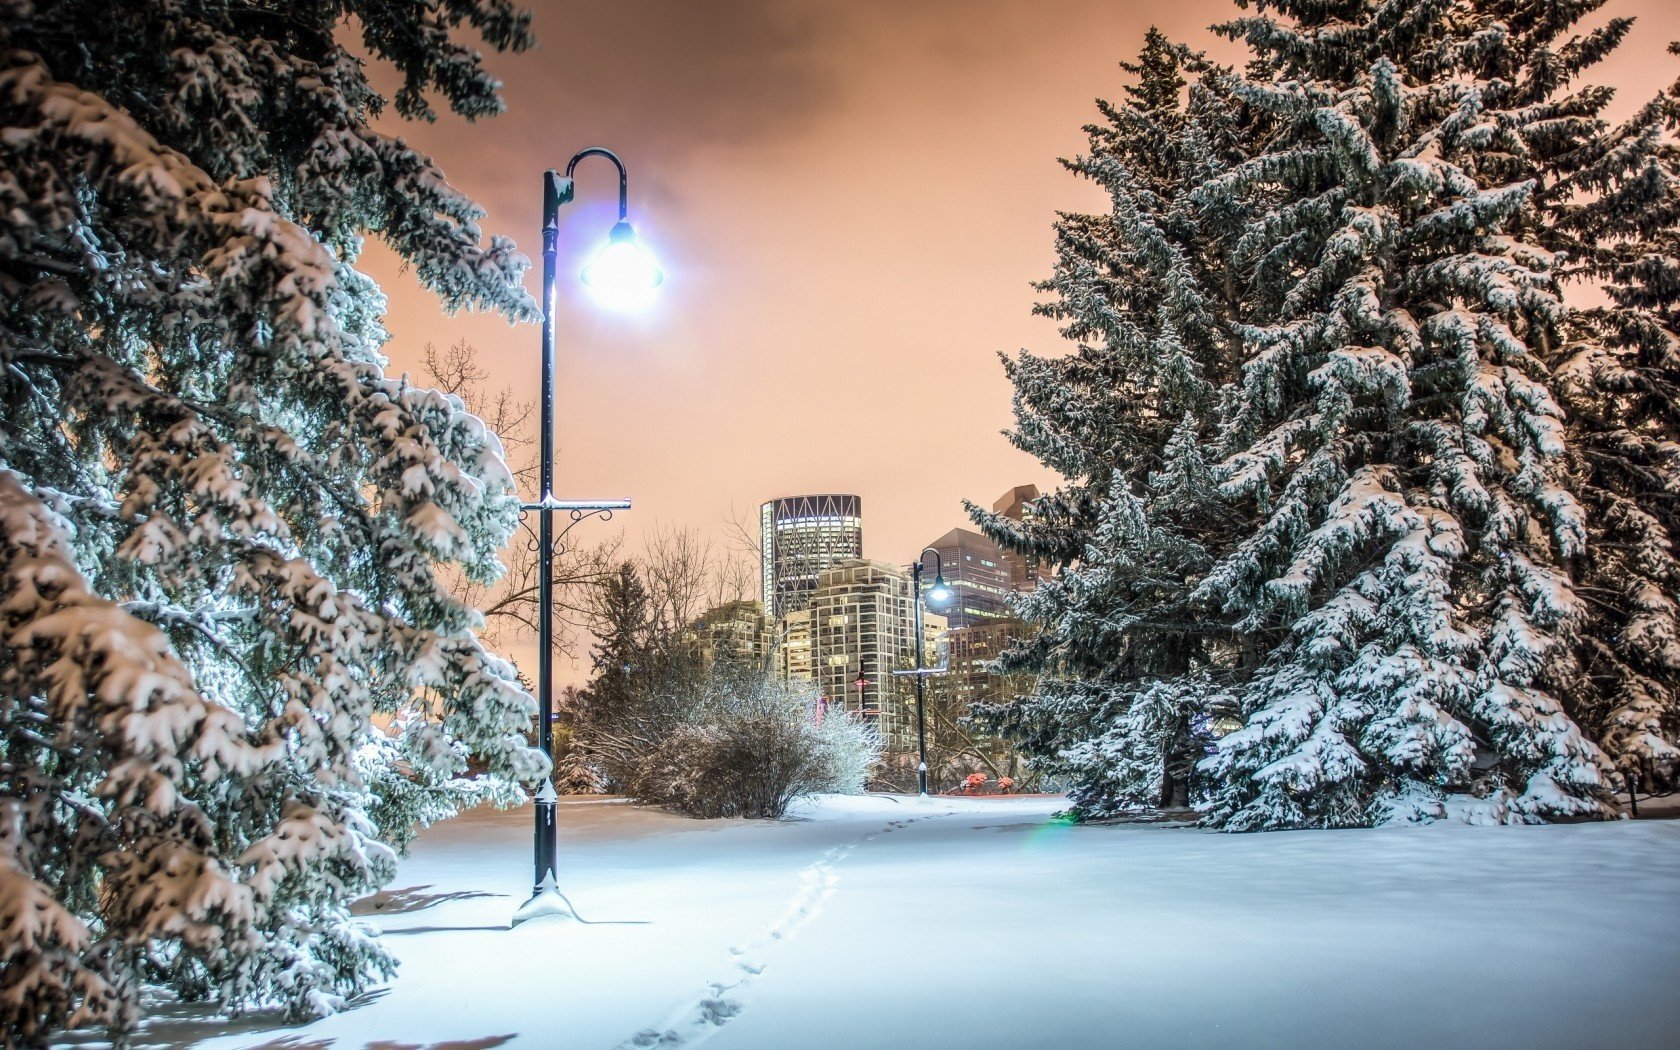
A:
535 479 1039 684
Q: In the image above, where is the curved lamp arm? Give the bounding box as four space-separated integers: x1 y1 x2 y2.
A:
544 147 629 228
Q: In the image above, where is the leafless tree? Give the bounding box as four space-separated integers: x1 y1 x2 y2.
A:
421 339 535 488
721 500 763 563
420 340 621 652
637 522 755 638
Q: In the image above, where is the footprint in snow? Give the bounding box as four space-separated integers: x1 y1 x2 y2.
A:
698 998 743 1025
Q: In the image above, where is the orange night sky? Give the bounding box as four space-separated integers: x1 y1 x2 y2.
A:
363 0 1680 672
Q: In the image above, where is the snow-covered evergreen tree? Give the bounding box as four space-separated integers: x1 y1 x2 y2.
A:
1195 0 1620 828
969 32 1256 814
982 1 1666 829
1549 47 1680 791
0 0 545 1042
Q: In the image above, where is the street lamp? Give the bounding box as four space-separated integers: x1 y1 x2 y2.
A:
513 148 660 927
895 548 951 798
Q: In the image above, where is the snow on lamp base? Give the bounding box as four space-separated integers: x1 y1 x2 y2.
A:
511 871 578 927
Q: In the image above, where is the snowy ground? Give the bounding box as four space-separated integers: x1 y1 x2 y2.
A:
74 794 1680 1050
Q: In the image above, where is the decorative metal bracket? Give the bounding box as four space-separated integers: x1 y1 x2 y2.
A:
892 663 949 677
519 498 632 514
517 498 630 559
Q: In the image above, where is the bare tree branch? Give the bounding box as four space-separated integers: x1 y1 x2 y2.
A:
419 340 617 652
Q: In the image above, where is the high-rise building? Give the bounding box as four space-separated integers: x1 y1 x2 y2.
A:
920 527 1013 629
936 618 1034 717
683 599 772 670
786 558 946 754
992 484 1051 592
760 494 863 621
777 607 815 683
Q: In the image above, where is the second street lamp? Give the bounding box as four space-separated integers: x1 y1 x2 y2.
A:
896 548 952 798
513 148 662 927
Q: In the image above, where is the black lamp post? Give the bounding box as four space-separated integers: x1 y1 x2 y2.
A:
899 548 952 797
513 149 661 926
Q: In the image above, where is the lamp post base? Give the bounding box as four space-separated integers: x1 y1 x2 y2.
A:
511 872 578 927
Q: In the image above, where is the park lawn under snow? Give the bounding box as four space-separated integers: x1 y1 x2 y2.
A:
75 794 1680 1050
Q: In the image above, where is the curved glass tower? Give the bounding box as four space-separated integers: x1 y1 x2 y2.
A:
760 494 863 620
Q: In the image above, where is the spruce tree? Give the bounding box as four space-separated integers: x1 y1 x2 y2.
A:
1194 0 1620 828
0 1 544 1042
581 561 658 716
986 1 1661 829
1550 49 1680 792
969 31 1255 815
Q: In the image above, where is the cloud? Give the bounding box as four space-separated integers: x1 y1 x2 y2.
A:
511 0 844 152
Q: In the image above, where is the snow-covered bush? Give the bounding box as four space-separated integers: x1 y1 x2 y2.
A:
575 654 880 820
601 661 880 819
807 701 882 797
569 556 878 818
551 721 608 796
0 0 543 1043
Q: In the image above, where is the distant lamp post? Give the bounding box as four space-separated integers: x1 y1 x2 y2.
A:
895 548 952 798
1210 715 1244 738
513 148 659 927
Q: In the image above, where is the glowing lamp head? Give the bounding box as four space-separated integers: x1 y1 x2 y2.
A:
581 220 663 311
926 574 953 610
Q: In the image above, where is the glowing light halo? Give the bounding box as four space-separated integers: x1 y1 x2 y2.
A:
580 220 664 312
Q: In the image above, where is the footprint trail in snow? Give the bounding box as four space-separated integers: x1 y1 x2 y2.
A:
618 808 951 1048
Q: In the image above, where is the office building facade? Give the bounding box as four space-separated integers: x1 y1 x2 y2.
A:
684 599 773 670
936 618 1033 716
992 484 1052 592
919 526 1014 630
776 607 815 683
778 558 946 754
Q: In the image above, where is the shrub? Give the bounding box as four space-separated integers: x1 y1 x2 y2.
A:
572 655 880 818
